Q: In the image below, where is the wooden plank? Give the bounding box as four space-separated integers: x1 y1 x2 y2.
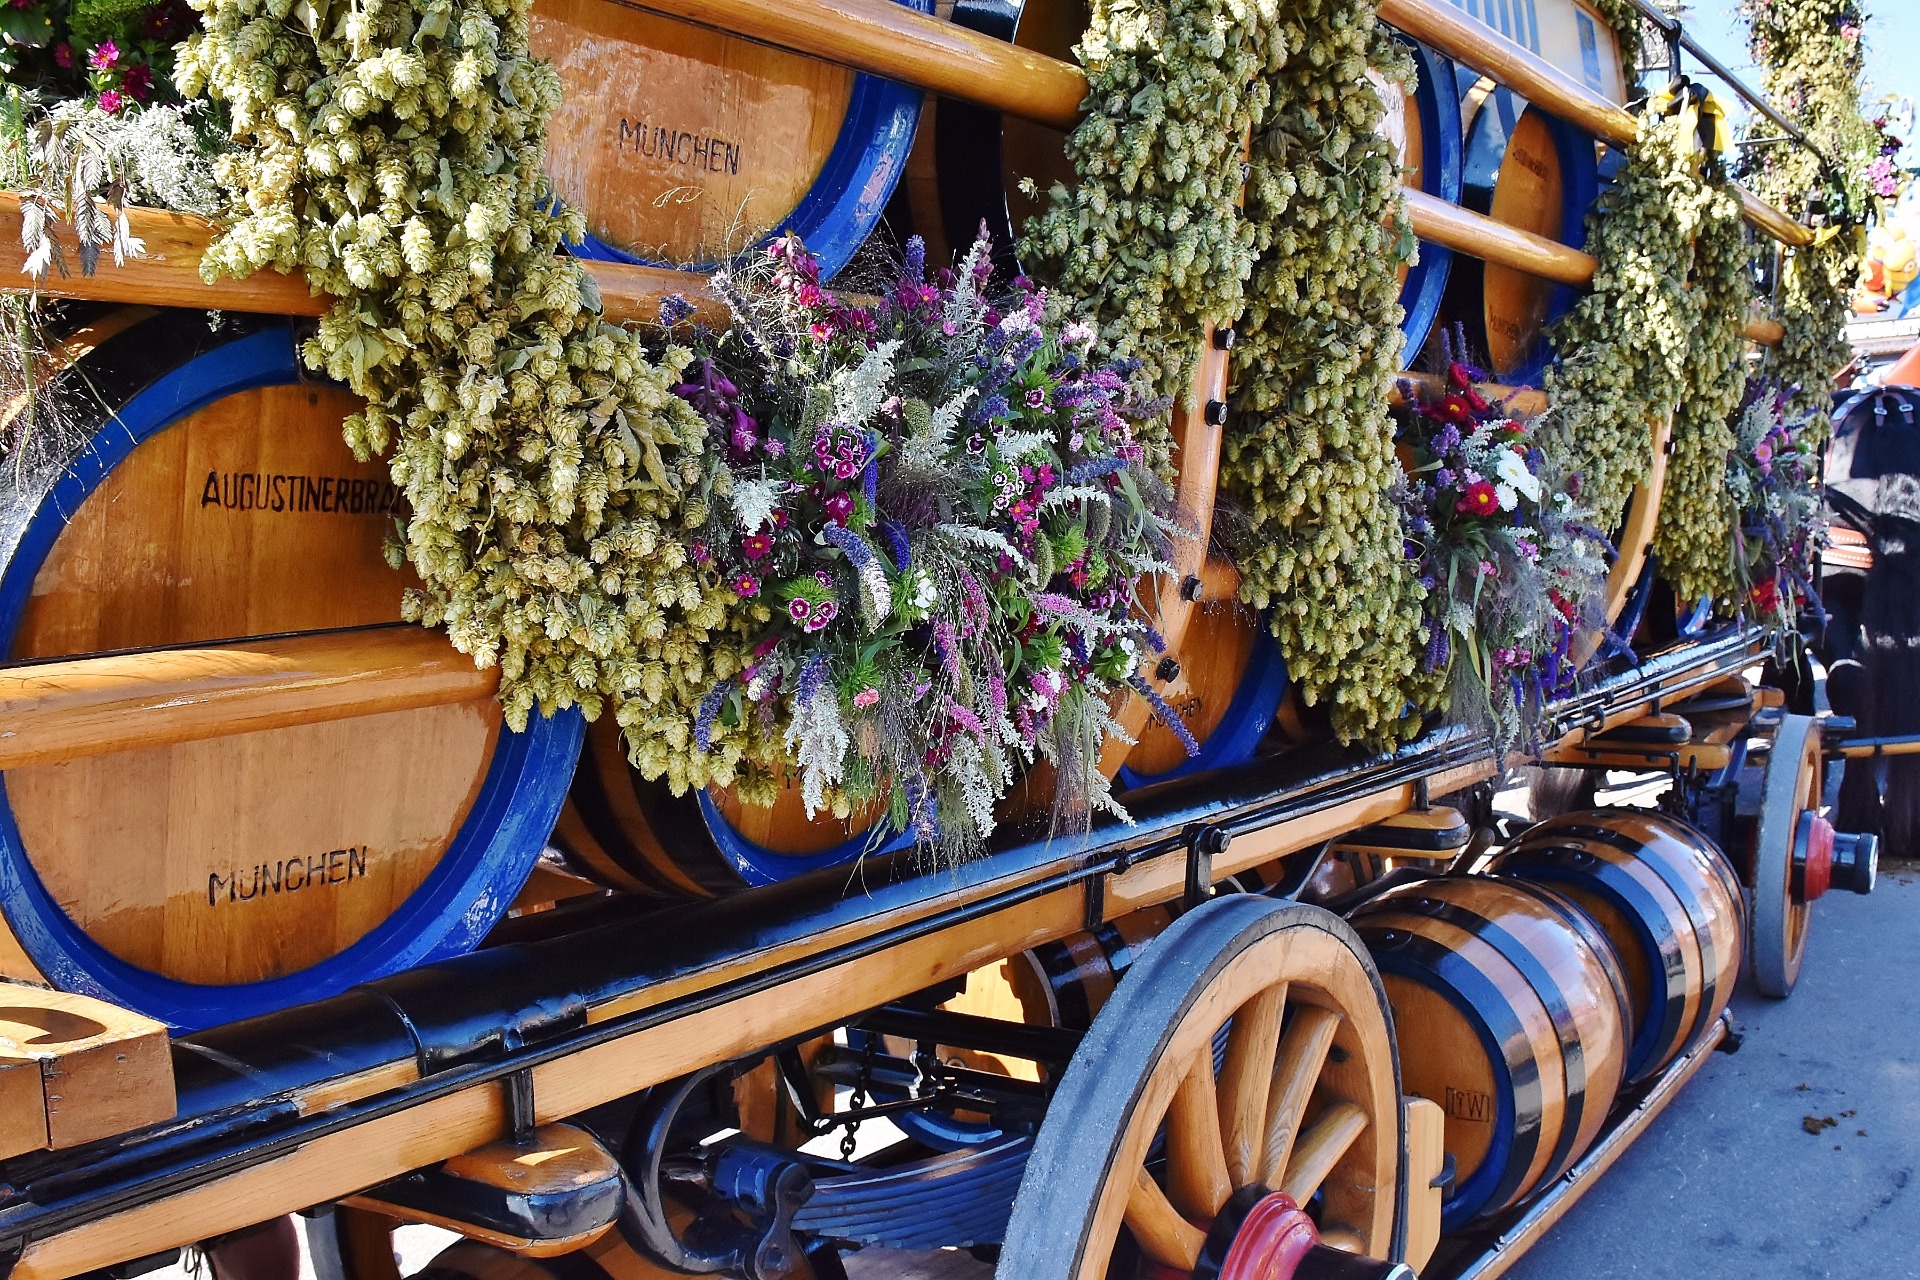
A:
618 0 1087 128
0 982 175 1155
0 196 322 315
0 196 726 327
0 625 497 771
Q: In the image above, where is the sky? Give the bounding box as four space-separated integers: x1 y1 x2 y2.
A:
1677 1 1920 153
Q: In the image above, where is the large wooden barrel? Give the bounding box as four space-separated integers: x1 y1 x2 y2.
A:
554 718 909 897
1350 875 1630 1229
1495 809 1744 1083
0 310 581 1030
532 0 930 278
1119 560 1327 787
1384 36 1464 357
1432 89 1599 381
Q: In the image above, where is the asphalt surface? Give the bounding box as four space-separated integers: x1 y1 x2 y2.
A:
1501 860 1920 1280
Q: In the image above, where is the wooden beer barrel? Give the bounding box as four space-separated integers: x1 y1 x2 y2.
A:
1350 875 1630 1229
1119 559 1327 787
1495 809 1744 1083
912 0 1086 272
1433 90 1599 381
554 717 910 897
0 311 581 1030
1384 36 1465 357
532 0 930 278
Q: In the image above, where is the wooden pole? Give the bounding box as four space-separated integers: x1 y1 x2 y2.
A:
615 0 1086 127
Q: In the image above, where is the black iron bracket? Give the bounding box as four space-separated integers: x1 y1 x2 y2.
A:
1185 825 1231 911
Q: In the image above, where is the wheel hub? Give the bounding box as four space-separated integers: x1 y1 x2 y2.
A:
1792 811 1834 902
1194 1188 1415 1280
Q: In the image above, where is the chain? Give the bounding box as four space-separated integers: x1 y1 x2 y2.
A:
839 1036 879 1160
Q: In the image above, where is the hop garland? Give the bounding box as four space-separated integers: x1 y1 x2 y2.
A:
1650 158 1753 606
1221 3 1440 746
176 0 757 794
1740 0 1873 423
1545 111 1708 530
1018 0 1274 465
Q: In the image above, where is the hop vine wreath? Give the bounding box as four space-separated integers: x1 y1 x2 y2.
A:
1221 0 1440 746
1018 0 1274 465
1740 0 1873 422
1396 349 1610 751
1651 129 1755 607
676 233 1181 860
1546 106 1725 532
177 0 755 795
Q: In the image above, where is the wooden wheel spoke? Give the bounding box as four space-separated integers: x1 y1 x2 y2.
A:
1260 1003 1342 1186
1166 1049 1234 1221
1280 1101 1370 1205
1125 1167 1205 1271
1218 983 1287 1186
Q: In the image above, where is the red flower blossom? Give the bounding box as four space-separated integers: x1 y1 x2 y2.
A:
1750 577 1781 614
1455 481 1499 517
741 532 772 561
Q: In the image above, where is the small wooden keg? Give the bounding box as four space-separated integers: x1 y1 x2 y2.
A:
0 311 580 1030
1433 89 1599 381
532 0 929 277
1495 808 1745 1083
1351 875 1630 1229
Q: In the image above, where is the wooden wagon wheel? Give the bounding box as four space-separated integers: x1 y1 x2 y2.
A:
999 897 1407 1279
1751 713 1825 998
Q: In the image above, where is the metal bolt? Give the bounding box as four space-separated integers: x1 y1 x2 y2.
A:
1156 657 1181 682
1180 575 1204 602
1204 399 1229 426
1213 327 1237 351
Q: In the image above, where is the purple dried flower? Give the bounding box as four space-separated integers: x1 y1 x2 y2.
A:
658 294 696 327
904 236 926 284
945 699 987 737
1065 455 1128 485
694 678 734 752
1128 675 1199 758
932 620 962 678
878 519 911 570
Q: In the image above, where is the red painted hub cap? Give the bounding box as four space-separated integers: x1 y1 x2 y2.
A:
1798 812 1834 902
1217 1192 1320 1280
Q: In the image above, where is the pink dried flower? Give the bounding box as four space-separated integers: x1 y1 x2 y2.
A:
87 39 117 70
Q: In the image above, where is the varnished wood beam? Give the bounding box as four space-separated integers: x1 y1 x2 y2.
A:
0 196 725 327
1405 187 1597 287
0 625 497 770
614 0 1086 127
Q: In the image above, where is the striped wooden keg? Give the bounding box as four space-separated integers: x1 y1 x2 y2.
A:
1432 89 1599 381
0 310 580 1030
1350 875 1630 1229
553 718 911 897
531 0 929 278
1494 808 1745 1083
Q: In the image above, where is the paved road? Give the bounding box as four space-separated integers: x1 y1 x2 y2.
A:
1502 860 1920 1280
